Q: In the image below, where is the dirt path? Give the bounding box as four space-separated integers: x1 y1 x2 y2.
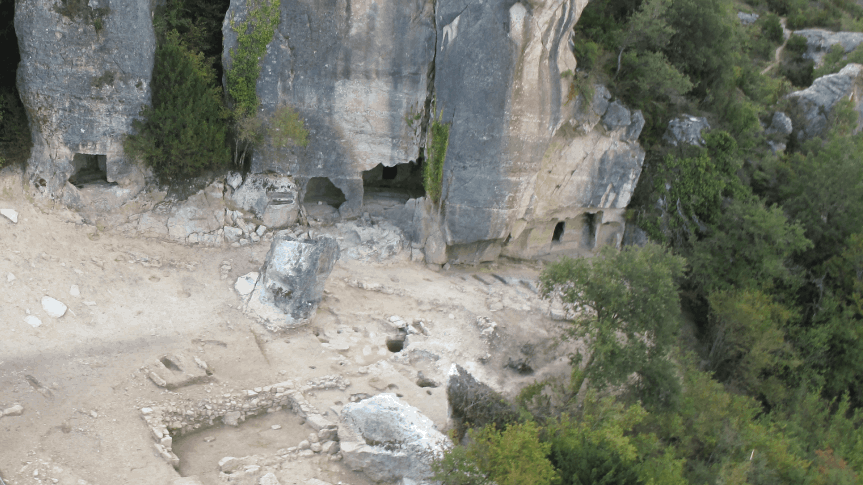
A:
0 185 573 485
762 17 791 75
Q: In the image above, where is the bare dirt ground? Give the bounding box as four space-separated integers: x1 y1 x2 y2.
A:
0 186 573 485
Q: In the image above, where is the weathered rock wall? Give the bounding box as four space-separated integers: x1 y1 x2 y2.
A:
15 0 154 196
433 0 587 247
224 0 436 218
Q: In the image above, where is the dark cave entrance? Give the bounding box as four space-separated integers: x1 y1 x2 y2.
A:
0 0 32 167
552 221 565 243
581 212 597 250
68 153 110 187
362 161 425 213
304 177 346 208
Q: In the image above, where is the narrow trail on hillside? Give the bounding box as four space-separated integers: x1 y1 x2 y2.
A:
762 17 791 75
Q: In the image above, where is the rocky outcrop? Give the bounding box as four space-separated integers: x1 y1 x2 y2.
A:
663 115 711 147
223 0 436 219
244 233 340 331
339 393 451 483
432 0 585 248
501 87 646 260
15 0 154 197
786 63 863 141
222 0 645 263
794 29 863 67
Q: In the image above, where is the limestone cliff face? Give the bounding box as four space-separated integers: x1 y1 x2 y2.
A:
432 0 587 248
225 0 644 260
786 63 863 141
16 0 154 196
224 0 436 218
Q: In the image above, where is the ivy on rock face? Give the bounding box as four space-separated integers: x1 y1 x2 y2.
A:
226 0 281 117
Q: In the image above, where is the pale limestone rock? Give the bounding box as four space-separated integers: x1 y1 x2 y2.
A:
41 296 67 318
0 208 18 223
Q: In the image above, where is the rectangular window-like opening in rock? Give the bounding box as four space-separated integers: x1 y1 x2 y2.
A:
552 221 565 243
304 177 346 208
362 162 425 216
69 154 109 187
581 213 597 250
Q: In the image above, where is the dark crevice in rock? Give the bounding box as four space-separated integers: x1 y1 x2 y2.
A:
0 0 32 167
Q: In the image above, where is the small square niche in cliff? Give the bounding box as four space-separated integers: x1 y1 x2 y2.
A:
68 153 109 188
303 177 346 222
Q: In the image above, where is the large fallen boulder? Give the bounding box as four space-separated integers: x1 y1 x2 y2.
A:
338 393 451 483
786 63 863 141
245 232 340 331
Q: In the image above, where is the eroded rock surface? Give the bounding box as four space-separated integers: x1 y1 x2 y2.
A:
339 393 451 483
16 0 154 196
794 29 863 66
223 0 436 218
786 63 863 141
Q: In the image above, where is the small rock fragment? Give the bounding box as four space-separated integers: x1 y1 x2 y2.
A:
41 296 67 318
271 424 282 430
0 208 18 223
24 316 42 328
69 285 80 297
2 404 23 416
6 273 14 283
259 473 281 485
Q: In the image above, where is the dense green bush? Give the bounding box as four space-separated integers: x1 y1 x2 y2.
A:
432 421 558 485
125 31 230 178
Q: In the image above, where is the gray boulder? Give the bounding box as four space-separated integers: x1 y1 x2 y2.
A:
16 0 154 196
786 63 863 141
602 101 632 132
766 111 794 136
738 12 759 25
339 393 451 483
794 29 863 66
663 115 711 147
230 173 299 229
245 233 340 331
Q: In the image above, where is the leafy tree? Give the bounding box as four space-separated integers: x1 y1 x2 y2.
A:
432 421 558 485
539 243 686 401
705 288 799 405
548 393 687 485
125 31 230 178
780 121 863 268
688 198 810 293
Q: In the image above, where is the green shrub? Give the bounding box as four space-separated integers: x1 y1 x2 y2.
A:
125 31 230 179
762 14 784 44
432 421 558 485
424 114 449 204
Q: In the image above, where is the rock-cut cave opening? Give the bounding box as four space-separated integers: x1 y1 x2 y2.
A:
552 221 565 243
68 153 110 187
361 162 425 217
304 176 346 207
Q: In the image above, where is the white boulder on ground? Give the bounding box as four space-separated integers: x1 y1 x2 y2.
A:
41 296 67 318
338 393 451 483
244 232 340 330
0 208 18 223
